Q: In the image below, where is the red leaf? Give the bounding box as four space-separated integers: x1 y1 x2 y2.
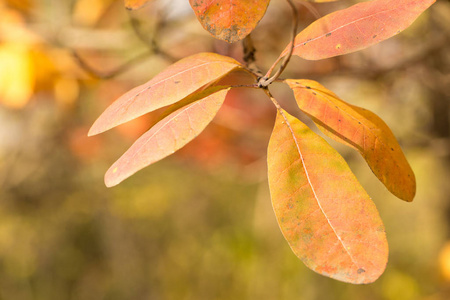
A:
189 0 270 43
286 79 416 201
104 89 230 187
281 0 435 60
88 53 241 136
267 109 388 284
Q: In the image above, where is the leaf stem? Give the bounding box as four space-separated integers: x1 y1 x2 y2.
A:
262 88 282 112
71 11 177 79
259 0 298 87
128 14 177 62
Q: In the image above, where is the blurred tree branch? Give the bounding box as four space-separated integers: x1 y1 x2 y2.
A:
71 50 152 79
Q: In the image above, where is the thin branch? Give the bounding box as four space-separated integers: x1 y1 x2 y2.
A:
336 35 447 79
72 50 151 79
128 14 177 62
296 0 321 20
71 10 180 79
262 88 283 111
273 35 448 81
259 0 298 87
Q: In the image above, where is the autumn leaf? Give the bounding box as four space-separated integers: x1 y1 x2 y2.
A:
267 109 388 284
88 53 242 136
105 89 230 187
124 0 151 10
189 0 270 43
281 0 435 60
153 68 257 126
285 79 416 202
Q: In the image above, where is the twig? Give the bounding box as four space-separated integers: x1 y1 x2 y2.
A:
296 0 321 20
259 0 298 87
339 35 448 79
272 35 448 81
72 50 151 79
71 10 180 79
128 14 177 62
262 88 283 111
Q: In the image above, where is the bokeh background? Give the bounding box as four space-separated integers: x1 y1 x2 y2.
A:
0 0 449 299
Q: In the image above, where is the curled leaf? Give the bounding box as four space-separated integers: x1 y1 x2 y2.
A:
267 109 388 284
105 89 230 187
281 0 435 60
286 79 416 201
189 0 270 43
89 53 241 136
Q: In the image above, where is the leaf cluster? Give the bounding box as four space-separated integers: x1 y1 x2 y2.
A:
90 0 436 284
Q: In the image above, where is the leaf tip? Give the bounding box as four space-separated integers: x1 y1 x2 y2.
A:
104 166 121 188
392 169 416 202
88 117 108 136
87 126 98 137
400 186 416 202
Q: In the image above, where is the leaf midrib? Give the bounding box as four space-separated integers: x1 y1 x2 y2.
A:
117 60 236 112
278 110 360 269
293 5 399 51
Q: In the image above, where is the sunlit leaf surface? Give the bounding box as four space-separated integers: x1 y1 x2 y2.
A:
286 79 416 201
105 89 230 187
89 53 241 136
282 0 435 60
189 0 270 43
267 109 388 284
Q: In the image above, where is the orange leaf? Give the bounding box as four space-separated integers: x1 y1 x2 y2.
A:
105 89 230 187
189 0 270 43
281 0 435 60
286 79 416 201
153 68 257 126
124 0 151 10
88 53 241 136
267 109 388 284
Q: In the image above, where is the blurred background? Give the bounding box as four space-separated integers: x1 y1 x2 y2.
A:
0 0 449 299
